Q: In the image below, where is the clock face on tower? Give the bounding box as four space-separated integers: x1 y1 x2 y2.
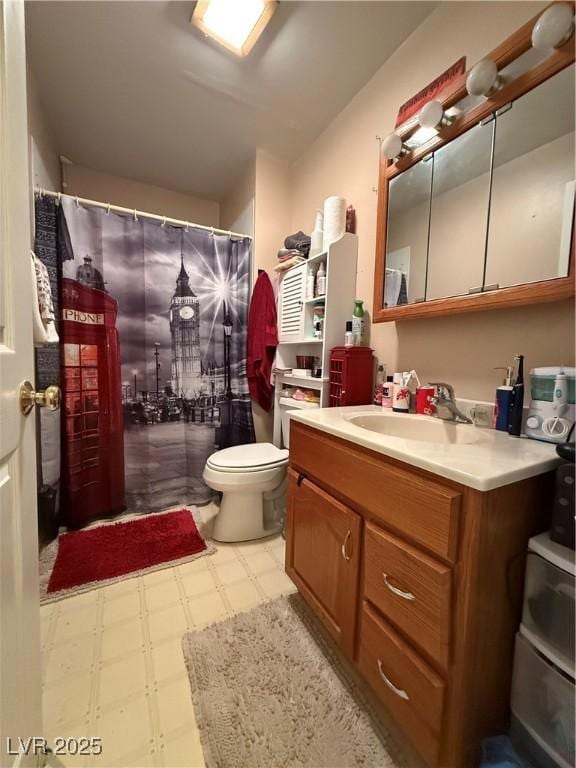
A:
179 306 194 320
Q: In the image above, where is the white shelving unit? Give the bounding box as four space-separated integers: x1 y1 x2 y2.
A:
273 233 358 447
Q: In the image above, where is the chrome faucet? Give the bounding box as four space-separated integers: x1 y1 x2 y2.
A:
429 383 473 424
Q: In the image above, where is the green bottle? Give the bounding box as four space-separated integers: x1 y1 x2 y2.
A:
352 300 365 346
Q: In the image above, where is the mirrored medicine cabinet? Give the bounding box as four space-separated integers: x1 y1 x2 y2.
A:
374 8 575 322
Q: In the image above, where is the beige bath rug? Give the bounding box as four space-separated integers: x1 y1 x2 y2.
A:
181 593 406 768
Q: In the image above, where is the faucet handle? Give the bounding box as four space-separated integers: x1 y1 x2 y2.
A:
429 382 455 401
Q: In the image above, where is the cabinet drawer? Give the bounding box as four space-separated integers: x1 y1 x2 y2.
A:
521 552 574 677
364 523 452 666
290 421 461 562
357 602 445 767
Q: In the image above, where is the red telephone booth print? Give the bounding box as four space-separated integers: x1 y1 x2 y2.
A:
60 278 125 527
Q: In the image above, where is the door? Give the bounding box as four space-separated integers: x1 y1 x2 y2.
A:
0 1 44 765
285 469 361 656
278 264 305 342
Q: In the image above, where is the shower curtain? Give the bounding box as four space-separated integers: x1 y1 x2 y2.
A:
37 194 255 528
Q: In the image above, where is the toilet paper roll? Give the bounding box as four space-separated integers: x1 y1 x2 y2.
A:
322 196 346 252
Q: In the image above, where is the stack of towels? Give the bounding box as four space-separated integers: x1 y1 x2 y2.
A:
274 231 311 273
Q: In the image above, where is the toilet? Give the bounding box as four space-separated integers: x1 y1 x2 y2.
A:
203 442 289 542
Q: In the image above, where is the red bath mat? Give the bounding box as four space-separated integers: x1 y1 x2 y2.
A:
39 508 214 603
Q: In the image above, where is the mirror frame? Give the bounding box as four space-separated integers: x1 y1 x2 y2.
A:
373 2 575 323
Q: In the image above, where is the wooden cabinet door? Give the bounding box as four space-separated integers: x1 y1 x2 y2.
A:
286 469 361 656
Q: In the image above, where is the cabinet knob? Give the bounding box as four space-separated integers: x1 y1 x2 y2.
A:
377 660 410 700
383 573 416 601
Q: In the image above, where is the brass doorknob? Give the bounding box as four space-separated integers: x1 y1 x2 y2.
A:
20 381 61 415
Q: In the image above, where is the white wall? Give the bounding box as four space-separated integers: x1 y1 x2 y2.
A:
27 67 60 190
64 164 220 227
221 150 293 443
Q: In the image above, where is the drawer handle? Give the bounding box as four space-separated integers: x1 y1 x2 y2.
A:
383 573 416 602
341 530 352 561
377 659 410 701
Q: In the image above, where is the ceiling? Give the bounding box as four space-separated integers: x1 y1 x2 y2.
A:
25 1 436 201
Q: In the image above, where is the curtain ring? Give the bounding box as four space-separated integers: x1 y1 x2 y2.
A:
75 196 80 208
133 208 138 221
185 221 189 232
161 216 167 227
106 203 111 215
57 192 62 204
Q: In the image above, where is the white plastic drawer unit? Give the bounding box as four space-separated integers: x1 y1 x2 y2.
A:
511 633 575 768
521 551 575 677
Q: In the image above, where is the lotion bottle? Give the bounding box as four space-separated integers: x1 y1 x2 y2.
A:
382 376 394 408
316 261 326 296
344 321 354 347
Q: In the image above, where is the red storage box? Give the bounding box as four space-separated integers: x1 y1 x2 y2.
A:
329 346 374 407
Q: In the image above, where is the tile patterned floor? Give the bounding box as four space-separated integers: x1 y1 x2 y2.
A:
41 516 295 768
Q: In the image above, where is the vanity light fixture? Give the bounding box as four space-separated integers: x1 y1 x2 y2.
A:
381 133 408 161
532 3 575 50
466 59 501 97
191 0 277 57
417 99 452 131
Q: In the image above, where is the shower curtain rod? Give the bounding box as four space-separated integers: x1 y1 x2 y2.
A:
34 188 252 240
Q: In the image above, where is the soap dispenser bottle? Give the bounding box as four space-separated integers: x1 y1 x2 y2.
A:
493 366 514 432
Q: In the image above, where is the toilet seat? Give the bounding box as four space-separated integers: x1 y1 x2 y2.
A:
206 442 289 473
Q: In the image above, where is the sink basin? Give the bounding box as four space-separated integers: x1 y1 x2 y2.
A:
344 413 484 445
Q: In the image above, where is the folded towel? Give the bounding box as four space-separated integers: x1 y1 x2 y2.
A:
278 254 304 261
274 255 306 272
284 230 311 258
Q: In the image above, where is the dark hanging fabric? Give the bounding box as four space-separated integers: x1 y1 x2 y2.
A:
53 195 254 528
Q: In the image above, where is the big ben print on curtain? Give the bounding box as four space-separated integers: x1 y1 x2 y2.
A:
54 195 254 527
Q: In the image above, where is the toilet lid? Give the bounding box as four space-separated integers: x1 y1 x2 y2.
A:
206 443 289 472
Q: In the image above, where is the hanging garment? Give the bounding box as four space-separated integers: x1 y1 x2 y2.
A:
34 196 62 543
31 250 59 344
247 271 278 412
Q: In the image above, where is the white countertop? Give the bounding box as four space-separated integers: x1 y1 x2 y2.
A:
288 405 561 491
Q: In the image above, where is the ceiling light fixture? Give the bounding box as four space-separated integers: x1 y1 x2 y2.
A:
191 0 277 57
466 59 501 97
531 3 575 50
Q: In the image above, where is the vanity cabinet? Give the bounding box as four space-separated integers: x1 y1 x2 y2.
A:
286 420 553 768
